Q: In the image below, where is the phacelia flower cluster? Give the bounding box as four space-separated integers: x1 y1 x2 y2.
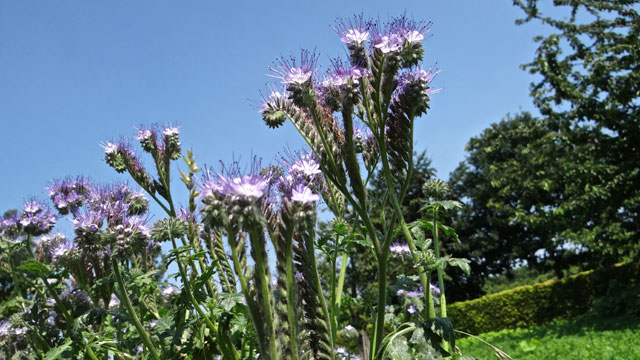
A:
18 200 57 236
48 177 92 215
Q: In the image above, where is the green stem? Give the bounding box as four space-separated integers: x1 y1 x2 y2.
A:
306 222 334 355
6 245 25 297
330 246 338 345
284 232 300 360
112 259 161 360
335 253 348 306
376 135 434 319
228 234 268 357
249 230 277 360
23 236 100 360
432 208 447 318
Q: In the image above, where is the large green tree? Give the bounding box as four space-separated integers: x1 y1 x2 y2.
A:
450 0 640 288
513 0 640 261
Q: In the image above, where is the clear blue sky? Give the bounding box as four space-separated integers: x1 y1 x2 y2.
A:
0 1 562 214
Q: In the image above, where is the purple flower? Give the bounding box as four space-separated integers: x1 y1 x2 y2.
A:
135 128 153 141
51 242 73 262
0 213 20 237
340 29 369 45
48 177 92 215
162 286 180 298
269 50 318 86
398 68 439 90
290 184 320 204
407 304 418 314
102 142 117 155
19 200 57 236
228 175 269 198
389 15 431 44
163 127 179 137
289 154 322 178
374 33 404 54
333 14 371 45
72 210 103 237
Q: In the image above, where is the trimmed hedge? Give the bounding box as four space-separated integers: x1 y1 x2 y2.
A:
448 262 640 335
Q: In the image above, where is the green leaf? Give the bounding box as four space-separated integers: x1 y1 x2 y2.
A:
448 257 471 275
422 317 455 357
18 259 51 276
218 293 243 312
44 338 73 359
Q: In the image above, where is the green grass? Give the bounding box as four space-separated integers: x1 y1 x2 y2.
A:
457 313 640 360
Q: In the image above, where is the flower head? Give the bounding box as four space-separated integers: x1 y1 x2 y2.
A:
48 177 92 215
290 184 320 204
19 200 57 236
374 33 404 54
228 175 269 198
269 49 319 86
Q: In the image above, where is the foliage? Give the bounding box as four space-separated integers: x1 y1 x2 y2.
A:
457 312 640 360
448 262 640 335
516 1 640 262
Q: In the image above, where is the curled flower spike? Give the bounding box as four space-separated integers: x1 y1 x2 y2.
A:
162 125 181 160
19 200 57 236
257 86 291 128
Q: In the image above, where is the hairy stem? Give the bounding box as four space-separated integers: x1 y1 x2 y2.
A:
112 259 161 360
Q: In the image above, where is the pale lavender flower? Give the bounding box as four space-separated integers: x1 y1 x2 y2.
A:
407 305 418 314
291 184 320 204
269 50 318 86
162 286 180 298
51 242 73 262
333 14 371 45
135 128 153 141
374 33 404 54
163 127 179 137
340 29 370 45
290 154 322 178
102 142 117 155
228 175 269 198
389 15 431 44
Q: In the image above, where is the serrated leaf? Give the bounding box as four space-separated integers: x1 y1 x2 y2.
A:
44 338 73 359
448 257 471 275
18 259 51 276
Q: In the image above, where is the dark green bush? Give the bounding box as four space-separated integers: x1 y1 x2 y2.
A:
448 262 640 335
